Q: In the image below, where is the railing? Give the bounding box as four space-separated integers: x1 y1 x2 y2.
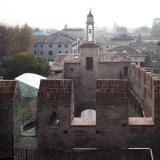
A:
128 89 144 117
13 148 157 160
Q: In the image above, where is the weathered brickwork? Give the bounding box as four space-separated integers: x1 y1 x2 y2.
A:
37 79 74 147
37 67 160 149
153 79 160 124
96 79 129 127
36 12 160 149
96 79 128 101
0 80 20 158
38 79 72 101
129 63 156 117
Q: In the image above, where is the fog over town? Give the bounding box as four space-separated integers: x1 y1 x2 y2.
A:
0 0 160 29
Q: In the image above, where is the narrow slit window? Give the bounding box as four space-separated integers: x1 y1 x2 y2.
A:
123 66 128 76
86 57 93 71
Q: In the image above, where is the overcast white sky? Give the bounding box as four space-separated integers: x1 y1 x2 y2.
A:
0 0 160 29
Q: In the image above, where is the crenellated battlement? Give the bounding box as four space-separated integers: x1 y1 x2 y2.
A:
38 79 73 101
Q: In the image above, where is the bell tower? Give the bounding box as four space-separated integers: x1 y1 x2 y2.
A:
86 10 94 42
75 10 99 115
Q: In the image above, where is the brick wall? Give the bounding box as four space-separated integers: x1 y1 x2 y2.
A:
37 77 160 149
129 63 156 117
96 79 129 127
36 62 160 149
153 79 160 124
96 79 128 102
0 80 19 158
37 79 74 147
38 79 72 101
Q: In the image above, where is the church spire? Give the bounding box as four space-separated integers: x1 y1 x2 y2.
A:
88 9 93 17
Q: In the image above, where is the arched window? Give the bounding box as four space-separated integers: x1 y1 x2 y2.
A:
49 112 60 126
81 109 96 118
71 109 96 126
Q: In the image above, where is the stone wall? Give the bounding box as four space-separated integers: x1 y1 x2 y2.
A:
98 62 130 79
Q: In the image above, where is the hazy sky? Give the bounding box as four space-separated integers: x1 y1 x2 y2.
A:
0 0 160 29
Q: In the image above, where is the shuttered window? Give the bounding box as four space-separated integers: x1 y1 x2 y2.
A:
86 57 93 71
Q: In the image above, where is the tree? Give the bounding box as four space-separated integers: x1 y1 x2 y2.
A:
0 24 10 59
19 24 35 52
0 23 35 61
3 53 50 79
151 18 160 37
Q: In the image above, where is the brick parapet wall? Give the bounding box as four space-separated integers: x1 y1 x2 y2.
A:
129 63 159 117
37 79 74 147
38 79 73 102
0 80 17 102
96 79 128 127
153 79 160 123
0 80 17 158
96 79 129 103
36 77 160 148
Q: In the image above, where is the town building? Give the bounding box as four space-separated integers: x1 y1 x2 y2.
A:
33 31 77 61
144 54 160 74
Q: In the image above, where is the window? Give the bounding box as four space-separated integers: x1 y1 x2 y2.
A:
49 44 52 48
123 66 128 77
154 69 159 73
48 51 53 55
140 62 144 67
34 44 36 48
40 44 43 48
64 130 68 134
55 70 62 74
86 57 93 71
143 87 147 98
59 51 61 53
40 50 43 55
65 44 68 48
96 130 100 134
58 44 61 48
49 112 60 126
70 67 74 71
34 50 37 54
144 74 146 84
88 25 93 41
65 51 68 53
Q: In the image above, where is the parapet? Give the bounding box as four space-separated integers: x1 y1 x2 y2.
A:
0 80 17 101
38 79 73 101
96 79 129 102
